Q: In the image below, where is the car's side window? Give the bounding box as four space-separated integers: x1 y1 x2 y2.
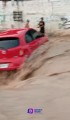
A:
25 29 43 43
25 31 33 43
30 29 43 40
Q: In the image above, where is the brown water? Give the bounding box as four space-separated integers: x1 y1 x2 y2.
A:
0 36 70 120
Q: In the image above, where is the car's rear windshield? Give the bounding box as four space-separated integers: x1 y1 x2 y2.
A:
0 37 19 49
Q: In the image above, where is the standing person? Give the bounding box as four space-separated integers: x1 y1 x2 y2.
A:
25 20 30 28
38 17 45 36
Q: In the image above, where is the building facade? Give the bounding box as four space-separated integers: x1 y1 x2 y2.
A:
0 0 70 32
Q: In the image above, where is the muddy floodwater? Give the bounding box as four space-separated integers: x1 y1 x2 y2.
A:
0 36 70 120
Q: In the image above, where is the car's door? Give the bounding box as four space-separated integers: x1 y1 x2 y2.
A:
37 34 48 45
25 29 39 51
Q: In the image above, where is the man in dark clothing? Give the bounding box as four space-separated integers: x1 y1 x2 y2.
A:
38 17 45 36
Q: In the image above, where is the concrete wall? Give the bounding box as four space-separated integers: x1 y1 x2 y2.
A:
0 0 70 34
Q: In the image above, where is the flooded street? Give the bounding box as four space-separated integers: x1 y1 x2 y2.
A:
0 36 70 120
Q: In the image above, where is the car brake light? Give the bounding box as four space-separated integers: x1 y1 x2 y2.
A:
19 50 24 56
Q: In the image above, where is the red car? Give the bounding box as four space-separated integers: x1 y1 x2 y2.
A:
0 28 48 71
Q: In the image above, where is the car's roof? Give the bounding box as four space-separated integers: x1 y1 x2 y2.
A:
0 28 31 37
